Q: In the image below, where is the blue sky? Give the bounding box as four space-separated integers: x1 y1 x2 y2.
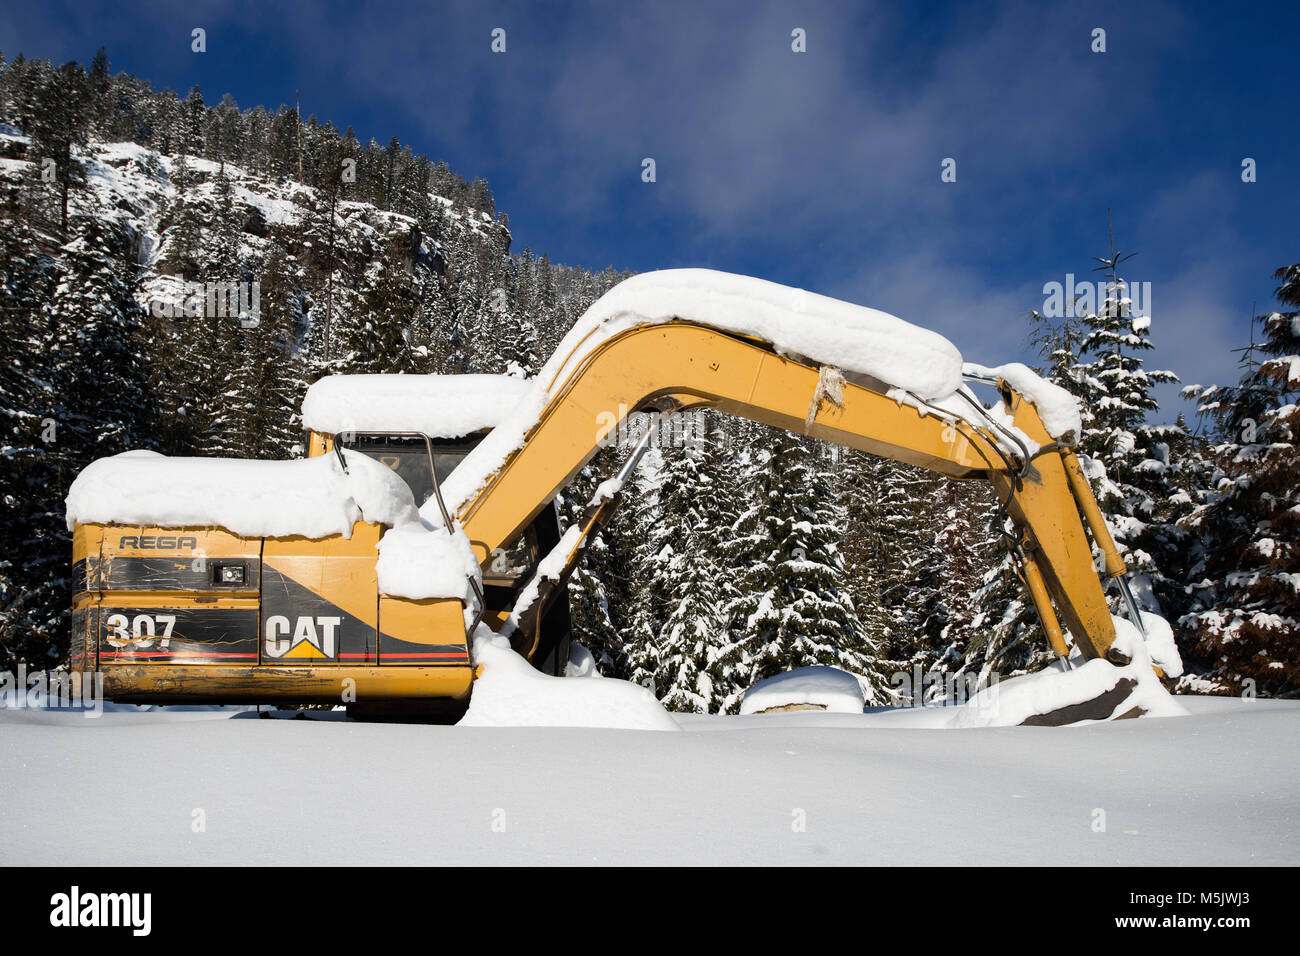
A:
3 0 1296 421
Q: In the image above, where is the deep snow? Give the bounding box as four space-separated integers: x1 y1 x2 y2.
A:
1 696 1294 866
301 373 533 439
739 665 866 714
65 448 418 539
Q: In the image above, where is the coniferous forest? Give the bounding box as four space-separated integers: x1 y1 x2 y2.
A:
1 50 1296 709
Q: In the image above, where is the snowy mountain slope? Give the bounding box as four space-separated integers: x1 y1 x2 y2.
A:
1 131 500 293
1 698 1295 866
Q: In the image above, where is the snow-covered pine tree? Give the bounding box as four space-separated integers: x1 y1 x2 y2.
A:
1062 228 1183 617
46 217 152 462
161 153 204 276
437 236 486 374
217 241 307 460
560 453 638 679
203 166 263 457
296 156 360 375
334 236 421 375
87 47 112 139
24 61 90 238
872 460 945 673
267 105 301 182
616 439 668 691
920 480 997 698
499 250 541 376
964 513 1051 688
530 252 564 362
0 195 63 667
713 425 890 711
1025 297 1086 390
626 412 739 712
835 449 903 670
0 189 52 455
1179 264 1300 696
23 218 153 663
205 93 243 167
179 85 204 157
164 167 243 454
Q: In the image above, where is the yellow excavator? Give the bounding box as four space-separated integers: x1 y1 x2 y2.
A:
67 270 1162 723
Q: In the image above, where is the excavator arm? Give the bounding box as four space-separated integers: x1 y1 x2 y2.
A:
455 320 1128 663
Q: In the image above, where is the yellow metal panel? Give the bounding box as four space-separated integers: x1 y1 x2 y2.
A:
70 596 97 673
261 523 380 664
378 596 471 666
307 430 330 458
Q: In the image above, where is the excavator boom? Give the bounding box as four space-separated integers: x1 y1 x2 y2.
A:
453 321 1121 662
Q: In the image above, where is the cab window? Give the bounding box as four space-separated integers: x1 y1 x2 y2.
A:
340 432 539 587
340 433 472 509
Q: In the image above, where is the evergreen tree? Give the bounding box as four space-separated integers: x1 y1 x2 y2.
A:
562 455 638 679
25 61 90 237
964 519 1051 688
335 238 421 374
47 218 152 458
0 199 62 667
162 152 204 275
626 414 739 711
921 481 995 698
1179 264 1300 695
835 449 901 662
874 461 945 669
87 47 112 136
1070 231 1182 612
220 242 307 459
714 426 889 711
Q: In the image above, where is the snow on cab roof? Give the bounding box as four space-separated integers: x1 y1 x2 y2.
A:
301 373 535 440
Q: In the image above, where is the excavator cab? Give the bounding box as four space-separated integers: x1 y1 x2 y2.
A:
321 427 573 677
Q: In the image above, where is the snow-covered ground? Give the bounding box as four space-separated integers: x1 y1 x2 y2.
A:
2 695 1295 866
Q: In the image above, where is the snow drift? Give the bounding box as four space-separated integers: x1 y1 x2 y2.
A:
948 615 1187 728
459 633 680 731
740 666 866 715
374 523 482 603
964 361 1083 441
545 269 964 401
